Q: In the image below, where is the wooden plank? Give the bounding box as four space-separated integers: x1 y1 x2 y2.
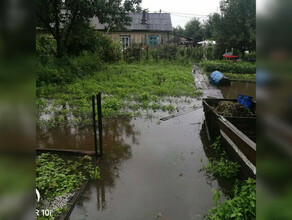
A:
59 179 89 220
36 148 96 156
220 130 256 176
218 117 256 166
160 106 203 121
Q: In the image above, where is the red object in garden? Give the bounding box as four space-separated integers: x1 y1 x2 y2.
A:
223 55 238 58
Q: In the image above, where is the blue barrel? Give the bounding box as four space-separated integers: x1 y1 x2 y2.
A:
209 71 230 86
237 95 253 109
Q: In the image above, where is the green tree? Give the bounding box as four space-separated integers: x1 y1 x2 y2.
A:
202 13 221 40
223 0 256 55
36 0 141 56
204 0 256 57
184 18 204 43
173 25 185 37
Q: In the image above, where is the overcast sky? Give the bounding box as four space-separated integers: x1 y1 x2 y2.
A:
141 0 221 27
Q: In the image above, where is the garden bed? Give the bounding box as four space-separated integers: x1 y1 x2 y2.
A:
36 153 100 219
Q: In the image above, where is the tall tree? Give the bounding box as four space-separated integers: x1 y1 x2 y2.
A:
204 0 256 57
36 0 142 56
184 18 203 43
223 0 256 54
173 25 185 37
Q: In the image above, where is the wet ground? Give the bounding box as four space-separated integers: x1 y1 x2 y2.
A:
36 66 256 219
69 111 221 220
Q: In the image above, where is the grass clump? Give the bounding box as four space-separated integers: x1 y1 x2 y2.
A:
224 73 256 82
205 178 256 220
204 157 241 179
36 153 100 219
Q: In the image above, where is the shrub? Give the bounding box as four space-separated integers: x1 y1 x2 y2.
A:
245 52 256 63
204 157 240 178
36 35 56 64
200 60 256 74
72 51 103 77
159 44 178 60
37 51 104 85
66 25 122 62
123 44 142 63
36 63 72 86
206 178 256 220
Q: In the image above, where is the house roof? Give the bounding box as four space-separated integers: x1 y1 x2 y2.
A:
91 13 173 32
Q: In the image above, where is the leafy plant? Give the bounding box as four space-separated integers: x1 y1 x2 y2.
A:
103 97 123 111
36 153 100 199
211 136 222 152
204 157 240 178
206 178 256 220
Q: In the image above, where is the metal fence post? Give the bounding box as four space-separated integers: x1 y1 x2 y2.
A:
92 95 98 156
97 93 103 157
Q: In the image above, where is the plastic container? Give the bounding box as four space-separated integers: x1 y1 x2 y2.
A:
237 95 253 109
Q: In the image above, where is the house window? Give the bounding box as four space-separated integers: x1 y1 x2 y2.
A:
148 36 159 46
121 36 130 48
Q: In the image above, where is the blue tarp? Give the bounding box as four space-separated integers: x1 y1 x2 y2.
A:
209 71 231 86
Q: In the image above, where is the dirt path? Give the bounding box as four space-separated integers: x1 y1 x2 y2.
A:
193 65 223 99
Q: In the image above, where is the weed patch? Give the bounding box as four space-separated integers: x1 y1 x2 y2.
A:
36 153 100 219
206 178 256 220
37 61 198 127
203 157 240 179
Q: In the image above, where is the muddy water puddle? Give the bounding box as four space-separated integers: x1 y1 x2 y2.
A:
61 110 223 220
219 82 256 100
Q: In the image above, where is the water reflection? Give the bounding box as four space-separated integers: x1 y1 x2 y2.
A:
37 125 95 150
75 119 140 211
219 82 256 100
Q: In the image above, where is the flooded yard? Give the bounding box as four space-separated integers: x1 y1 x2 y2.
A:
37 103 224 219
68 110 221 220
36 65 256 219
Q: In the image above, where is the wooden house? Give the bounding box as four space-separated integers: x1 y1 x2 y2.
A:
91 11 174 48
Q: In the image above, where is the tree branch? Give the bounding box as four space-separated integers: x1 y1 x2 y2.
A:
63 8 79 48
36 12 57 39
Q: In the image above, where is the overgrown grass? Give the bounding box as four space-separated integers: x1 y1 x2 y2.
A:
224 73 256 82
37 61 200 127
200 60 256 74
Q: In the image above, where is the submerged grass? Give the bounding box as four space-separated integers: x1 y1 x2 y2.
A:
37 61 200 127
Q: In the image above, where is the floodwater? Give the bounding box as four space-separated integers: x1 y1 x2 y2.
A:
37 68 256 219
65 110 222 220
219 82 256 100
